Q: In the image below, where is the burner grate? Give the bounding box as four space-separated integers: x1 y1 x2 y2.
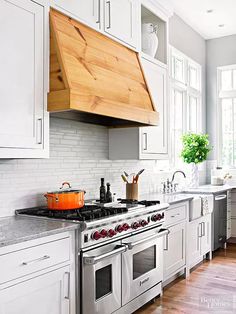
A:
16 204 129 222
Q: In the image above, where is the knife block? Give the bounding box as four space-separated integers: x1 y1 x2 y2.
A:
126 183 138 200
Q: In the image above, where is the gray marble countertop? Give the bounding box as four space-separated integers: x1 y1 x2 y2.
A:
0 216 79 248
184 184 235 194
140 192 194 206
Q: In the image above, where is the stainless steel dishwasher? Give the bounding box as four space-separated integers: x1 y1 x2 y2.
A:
213 193 227 250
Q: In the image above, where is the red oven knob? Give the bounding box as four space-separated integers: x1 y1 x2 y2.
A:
92 231 101 241
131 222 140 229
115 225 124 233
108 229 117 237
151 215 157 222
100 229 108 238
123 223 130 231
157 214 162 221
140 220 148 227
161 212 165 218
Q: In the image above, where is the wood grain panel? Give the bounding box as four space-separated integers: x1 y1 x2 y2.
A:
48 9 158 126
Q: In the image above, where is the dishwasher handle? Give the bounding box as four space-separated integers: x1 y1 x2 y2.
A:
215 195 227 201
124 228 169 250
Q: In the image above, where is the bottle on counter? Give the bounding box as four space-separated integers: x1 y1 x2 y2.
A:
100 178 106 203
106 183 113 203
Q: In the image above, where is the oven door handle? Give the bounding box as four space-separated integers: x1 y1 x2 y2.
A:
124 228 169 250
83 245 127 265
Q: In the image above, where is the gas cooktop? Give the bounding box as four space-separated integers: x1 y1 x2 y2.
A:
15 200 161 222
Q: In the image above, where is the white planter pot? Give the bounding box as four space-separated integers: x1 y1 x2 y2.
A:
141 23 159 58
189 163 199 188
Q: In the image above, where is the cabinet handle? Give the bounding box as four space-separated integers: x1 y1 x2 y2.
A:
202 222 205 237
21 255 50 266
37 118 43 144
164 232 169 251
96 0 100 24
106 1 111 29
143 133 148 151
198 223 202 238
64 272 70 300
171 213 180 218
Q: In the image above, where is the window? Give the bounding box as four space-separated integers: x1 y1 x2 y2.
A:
170 47 202 167
217 65 236 167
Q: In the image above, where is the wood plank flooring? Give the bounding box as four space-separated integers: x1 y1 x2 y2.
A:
135 244 236 313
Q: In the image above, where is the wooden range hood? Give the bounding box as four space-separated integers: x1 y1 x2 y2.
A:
48 9 159 127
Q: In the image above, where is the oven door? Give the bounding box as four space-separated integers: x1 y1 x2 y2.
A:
81 241 126 314
122 228 169 305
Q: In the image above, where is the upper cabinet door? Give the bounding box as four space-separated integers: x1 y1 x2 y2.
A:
104 0 137 48
0 0 46 151
140 57 168 155
52 0 101 29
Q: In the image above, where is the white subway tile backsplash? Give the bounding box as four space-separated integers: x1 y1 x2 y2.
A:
0 118 206 217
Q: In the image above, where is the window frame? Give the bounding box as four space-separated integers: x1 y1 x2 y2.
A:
169 46 202 167
217 64 236 167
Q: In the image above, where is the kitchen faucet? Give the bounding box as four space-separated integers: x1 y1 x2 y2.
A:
162 170 186 194
171 170 186 183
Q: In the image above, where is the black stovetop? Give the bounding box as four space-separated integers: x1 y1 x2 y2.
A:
16 200 160 222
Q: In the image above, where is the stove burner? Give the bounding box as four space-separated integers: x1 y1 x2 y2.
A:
16 204 129 222
118 199 160 207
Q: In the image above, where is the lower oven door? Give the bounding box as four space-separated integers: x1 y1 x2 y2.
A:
122 228 169 305
81 241 126 314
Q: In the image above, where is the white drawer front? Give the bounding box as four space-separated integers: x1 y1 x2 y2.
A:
230 192 236 203
165 203 187 226
227 220 231 239
0 237 70 284
231 203 236 218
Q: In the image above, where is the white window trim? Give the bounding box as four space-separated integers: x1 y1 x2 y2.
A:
169 46 202 167
217 64 236 166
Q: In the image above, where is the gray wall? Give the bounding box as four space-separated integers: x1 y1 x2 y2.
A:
206 35 236 160
169 14 206 133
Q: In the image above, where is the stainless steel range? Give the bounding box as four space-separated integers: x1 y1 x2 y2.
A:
16 199 169 314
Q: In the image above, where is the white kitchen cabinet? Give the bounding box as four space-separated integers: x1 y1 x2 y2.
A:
51 0 138 49
187 214 212 269
140 56 168 156
163 221 186 280
0 266 70 314
199 214 211 256
51 0 101 30
188 218 201 266
104 0 138 48
0 232 76 314
0 0 49 158
109 58 168 160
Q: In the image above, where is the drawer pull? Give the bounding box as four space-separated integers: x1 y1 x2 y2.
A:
171 213 180 218
22 255 50 266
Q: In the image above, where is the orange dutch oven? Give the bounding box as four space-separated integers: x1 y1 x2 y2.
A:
44 182 86 210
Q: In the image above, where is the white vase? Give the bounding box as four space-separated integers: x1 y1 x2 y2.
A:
141 23 159 58
189 163 199 188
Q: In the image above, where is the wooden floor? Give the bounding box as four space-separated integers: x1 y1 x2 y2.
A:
135 244 236 314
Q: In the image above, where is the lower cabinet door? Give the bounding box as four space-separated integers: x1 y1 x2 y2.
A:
200 214 212 256
0 266 70 314
188 219 201 267
164 222 186 280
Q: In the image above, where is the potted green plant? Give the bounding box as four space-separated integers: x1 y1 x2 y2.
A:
181 133 211 187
